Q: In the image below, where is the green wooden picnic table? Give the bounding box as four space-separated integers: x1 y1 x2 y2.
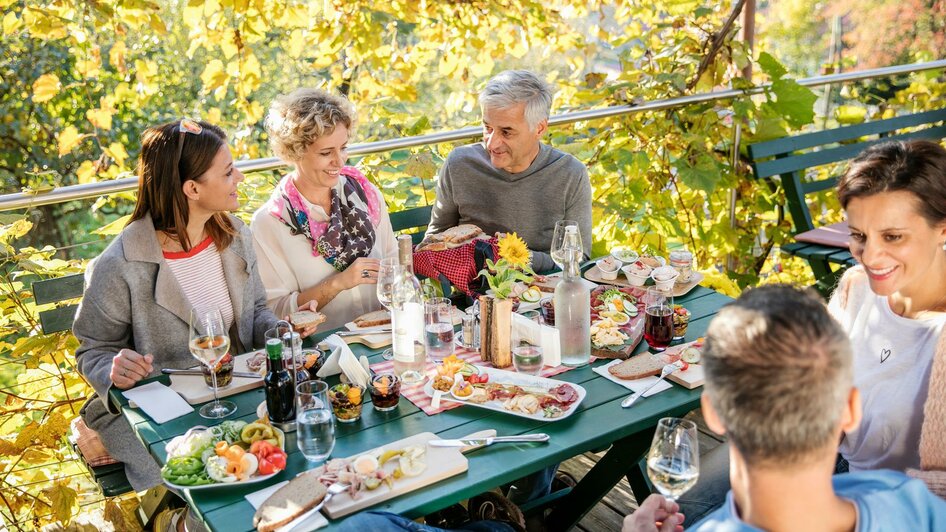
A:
109 285 732 532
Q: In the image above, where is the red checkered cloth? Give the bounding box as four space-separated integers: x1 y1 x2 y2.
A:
412 238 499 296
370 347 573 415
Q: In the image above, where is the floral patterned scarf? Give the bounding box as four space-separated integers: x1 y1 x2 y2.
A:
268 166 381 272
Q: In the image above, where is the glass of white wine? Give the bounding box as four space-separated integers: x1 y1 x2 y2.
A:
646 417 700 502
550 219 580 270
189 307 237 419
376 258 402 361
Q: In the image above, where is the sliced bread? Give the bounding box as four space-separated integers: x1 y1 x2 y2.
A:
608 354 665 380
354 310 391 328
253 470 327 532
290 310 326 331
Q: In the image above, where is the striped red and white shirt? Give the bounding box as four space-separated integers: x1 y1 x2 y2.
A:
163 236 235 329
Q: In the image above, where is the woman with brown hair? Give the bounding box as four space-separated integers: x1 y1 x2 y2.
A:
73 119 318 494
830 139 946 496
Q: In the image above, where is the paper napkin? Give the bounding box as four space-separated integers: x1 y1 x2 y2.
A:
593 359 673 397
245 480 328 531
511 313 561 367
316 334 370 388
121 381 193 423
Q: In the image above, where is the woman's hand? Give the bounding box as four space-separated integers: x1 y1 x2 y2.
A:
338 257 381 289
622 494 684 532
111 349 154 390
284 300 322 339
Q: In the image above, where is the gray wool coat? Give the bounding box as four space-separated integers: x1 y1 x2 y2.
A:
73 213 277 491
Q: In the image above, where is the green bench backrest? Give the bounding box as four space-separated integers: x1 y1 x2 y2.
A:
389 205 433 245
747 108 946 233
32 273 85 334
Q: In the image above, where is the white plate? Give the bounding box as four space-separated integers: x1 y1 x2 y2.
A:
162 426 285 490
423 367 586 422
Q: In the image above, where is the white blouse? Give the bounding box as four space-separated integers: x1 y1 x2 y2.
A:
250 176 398 331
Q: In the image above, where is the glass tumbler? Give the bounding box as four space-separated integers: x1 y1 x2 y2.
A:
295 380 335 463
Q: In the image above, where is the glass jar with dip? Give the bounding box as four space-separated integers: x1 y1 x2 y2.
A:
669 250 694 283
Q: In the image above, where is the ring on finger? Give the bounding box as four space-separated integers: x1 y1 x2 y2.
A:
361 269 370 278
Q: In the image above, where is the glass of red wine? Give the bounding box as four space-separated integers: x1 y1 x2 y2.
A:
643 289 674 352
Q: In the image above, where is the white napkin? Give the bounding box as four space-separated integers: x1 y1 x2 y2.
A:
121 381 193 423
317 334 369 388
511 313 561 367
593 359 673 397
245 480 328 531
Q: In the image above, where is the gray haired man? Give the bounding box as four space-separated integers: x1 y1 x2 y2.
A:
426 70 592 272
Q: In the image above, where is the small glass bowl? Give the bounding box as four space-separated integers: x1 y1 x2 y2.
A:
329 383 365 423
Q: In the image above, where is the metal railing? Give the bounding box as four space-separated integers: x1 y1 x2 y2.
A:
1 59 944 212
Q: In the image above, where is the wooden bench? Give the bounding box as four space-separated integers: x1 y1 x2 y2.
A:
747 107 946 293
32 273 134 497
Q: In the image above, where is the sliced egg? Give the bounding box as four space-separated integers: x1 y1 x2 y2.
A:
352 454 379 475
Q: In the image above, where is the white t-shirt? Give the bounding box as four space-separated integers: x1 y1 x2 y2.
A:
250 176 397 331
829 272 946 472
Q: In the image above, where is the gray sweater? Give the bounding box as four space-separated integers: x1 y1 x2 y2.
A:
73 213 277 490
426 143 592 272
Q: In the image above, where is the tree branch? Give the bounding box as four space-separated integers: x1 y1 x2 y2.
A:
686 0 748 91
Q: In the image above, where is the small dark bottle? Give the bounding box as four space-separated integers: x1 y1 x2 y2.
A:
264 338 295 423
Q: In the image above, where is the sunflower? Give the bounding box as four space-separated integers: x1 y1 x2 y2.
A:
498 232 530 268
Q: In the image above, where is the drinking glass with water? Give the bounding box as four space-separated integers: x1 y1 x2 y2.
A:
512 345 544 375
295 380 335 463
646 417 699 502
423 297 454 363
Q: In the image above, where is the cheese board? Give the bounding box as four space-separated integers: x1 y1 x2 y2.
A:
584 266 704 297
314 431 469 519
589 285 646 360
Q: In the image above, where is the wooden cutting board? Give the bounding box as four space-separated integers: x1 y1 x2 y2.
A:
667 365 705 389
321 431 468 519
169 352 264 405
341 332 392 349
584 266 704 297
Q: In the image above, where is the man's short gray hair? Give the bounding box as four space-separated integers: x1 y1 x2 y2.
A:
703 285 853 467
479 70 553 130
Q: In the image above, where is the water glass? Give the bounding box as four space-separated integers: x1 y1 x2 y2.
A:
295 380 335 463
512 345 544 375
423 297 454 363
643 289 674 351
646 417 700 502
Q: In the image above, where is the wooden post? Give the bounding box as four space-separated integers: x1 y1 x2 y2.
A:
479 295 512 368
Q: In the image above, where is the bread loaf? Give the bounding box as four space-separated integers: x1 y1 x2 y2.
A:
608 354 665 380
353 310 391 328
253 471 327 532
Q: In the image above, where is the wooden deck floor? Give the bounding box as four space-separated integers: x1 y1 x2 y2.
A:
540 409 726 532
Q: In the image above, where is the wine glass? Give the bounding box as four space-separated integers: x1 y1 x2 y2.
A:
550 220 581 270
376 258 401 361
646 417 700 502
188 308 237 419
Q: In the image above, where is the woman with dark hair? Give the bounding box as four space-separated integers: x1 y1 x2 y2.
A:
829 139 946 496
73 120 319 495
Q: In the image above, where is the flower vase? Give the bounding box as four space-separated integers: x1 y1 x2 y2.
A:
479 295 512 368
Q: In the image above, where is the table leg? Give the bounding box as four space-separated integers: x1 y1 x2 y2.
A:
545 425 656 532
626 460 653 505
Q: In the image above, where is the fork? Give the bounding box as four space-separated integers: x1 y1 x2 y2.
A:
276 482 348 532
621 362 682 408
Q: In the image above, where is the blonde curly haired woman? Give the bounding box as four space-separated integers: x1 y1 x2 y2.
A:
251 88 397 330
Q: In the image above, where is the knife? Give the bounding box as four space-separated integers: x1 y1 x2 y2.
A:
429 433 550 448
335 327 391 337
162 368 261 379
